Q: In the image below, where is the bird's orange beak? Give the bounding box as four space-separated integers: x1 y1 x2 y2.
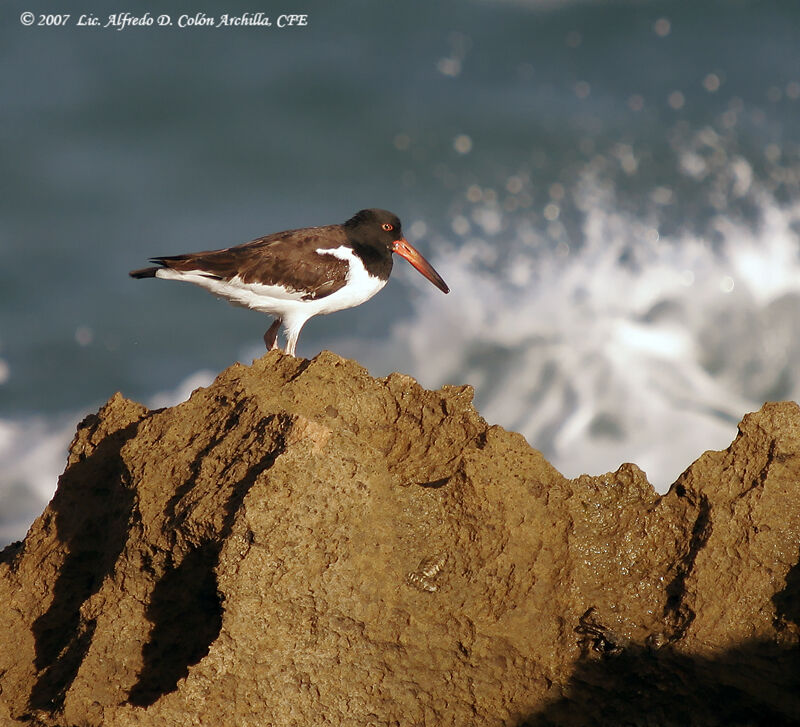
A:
392 238 450 294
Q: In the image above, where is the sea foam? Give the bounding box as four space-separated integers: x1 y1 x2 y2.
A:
363 185 800 490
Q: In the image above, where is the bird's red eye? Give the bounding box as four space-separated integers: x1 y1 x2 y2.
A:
382 223 394 231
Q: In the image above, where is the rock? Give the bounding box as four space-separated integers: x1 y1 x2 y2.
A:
0 351 798 726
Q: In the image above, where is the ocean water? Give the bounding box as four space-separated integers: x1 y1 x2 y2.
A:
2 0 800 544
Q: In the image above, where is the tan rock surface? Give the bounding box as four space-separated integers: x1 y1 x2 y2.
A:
0 351 798 726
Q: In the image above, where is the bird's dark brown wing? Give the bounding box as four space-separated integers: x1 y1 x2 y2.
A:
151 225 350 300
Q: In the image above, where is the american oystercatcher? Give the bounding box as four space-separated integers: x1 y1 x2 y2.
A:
129 208 449 356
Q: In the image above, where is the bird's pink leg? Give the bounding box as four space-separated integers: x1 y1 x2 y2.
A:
263 318 282 350
284 318 307 357
285 330 299 357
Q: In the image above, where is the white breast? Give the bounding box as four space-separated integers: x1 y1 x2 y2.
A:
311 246 387 315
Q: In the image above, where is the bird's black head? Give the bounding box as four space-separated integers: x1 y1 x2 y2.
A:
343 208 403 251
343 208 450 294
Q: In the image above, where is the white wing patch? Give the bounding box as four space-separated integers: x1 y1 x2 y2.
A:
154 268 306 309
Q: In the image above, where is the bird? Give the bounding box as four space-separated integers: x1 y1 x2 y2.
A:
129 208 449 356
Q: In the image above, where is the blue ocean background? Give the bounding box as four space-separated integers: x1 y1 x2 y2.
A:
3 0 800 544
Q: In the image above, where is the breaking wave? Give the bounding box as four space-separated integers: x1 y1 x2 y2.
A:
364 184 800 490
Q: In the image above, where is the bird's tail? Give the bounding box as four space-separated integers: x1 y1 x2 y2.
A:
129 267 160 279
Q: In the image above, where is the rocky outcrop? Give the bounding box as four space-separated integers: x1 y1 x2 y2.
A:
0 351 798 726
